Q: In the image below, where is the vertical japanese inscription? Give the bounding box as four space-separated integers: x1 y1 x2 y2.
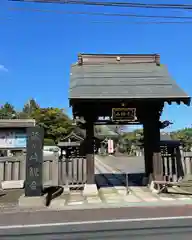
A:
25 127 44 197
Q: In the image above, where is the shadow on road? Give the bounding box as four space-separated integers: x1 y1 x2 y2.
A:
0 193 6 198
95 173 145 189
42 186 64 206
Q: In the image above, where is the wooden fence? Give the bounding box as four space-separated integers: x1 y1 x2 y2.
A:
0 150 191 189
161 151 192 182
0 154 87 188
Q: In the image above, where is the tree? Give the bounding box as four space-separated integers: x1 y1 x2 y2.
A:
5 99 74 143
121 127 192 153
122 128 143 143
18 98 39 119
171 128 192 151
31 107 74 142
118 128 143 154
0 102 17 119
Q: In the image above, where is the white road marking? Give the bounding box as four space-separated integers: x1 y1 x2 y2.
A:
0 216 192 229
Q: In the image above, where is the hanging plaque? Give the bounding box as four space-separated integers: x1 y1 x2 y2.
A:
112 108 136 121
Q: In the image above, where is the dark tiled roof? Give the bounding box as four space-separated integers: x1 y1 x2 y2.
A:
69 62 190 104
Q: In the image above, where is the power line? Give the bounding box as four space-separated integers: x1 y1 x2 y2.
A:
3 15 192 24
1 20 192 24
9 0 192 10
90 21 192 24
9 7 192 20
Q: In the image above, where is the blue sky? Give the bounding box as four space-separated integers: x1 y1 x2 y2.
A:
0 0 191 131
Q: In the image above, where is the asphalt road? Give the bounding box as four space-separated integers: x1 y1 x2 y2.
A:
0 216 192 239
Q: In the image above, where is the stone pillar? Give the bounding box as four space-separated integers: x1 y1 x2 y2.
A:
25 127 44 197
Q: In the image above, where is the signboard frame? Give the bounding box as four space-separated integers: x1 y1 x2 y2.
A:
25 127 44 197
112 108 136 122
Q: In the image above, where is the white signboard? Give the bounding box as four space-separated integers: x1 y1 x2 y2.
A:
0 131 27 149
108 139 114 154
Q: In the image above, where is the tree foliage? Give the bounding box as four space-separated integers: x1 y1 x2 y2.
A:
0 102 17 119
22 98 39 118
31 107 74 142
171 128 192 151
121 127 192 152
0 99 74 143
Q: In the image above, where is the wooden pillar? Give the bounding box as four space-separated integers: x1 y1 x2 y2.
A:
84 114 95 184
143 109 163 184
143 121 153 180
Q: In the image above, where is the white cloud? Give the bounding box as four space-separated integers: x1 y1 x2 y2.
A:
0 64 8 72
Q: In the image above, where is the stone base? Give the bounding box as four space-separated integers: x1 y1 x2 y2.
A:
1 180 24 190
63 185 70 194
83 184 98 197
18 194 46 207
149 181 159 193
